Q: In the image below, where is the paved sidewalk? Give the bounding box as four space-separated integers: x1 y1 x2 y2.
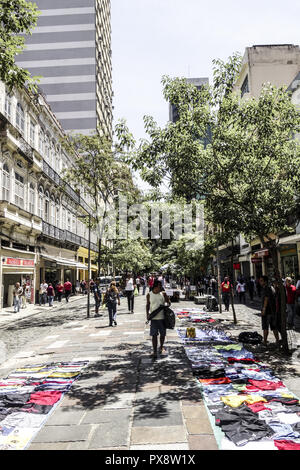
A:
0 295 218 450
0 295 299 450
0 294 86 326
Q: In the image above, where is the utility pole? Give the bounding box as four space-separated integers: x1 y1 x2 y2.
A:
87 213 91 319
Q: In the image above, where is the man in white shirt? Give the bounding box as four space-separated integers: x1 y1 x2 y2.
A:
39 280 48 306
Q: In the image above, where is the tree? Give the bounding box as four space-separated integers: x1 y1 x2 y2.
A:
0 0 40 91
109 239 153 275
127 54 300 352
62 129 140 276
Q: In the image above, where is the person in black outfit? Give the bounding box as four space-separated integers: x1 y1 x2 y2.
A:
259 276 281 347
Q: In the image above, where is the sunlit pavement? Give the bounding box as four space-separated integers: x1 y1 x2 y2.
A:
0 293 299 450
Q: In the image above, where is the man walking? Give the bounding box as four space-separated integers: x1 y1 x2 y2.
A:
39 280 48 306
146 280 170 359
64 279 72 303
13 282 23 313
93 278 102 317
221 276 233 311
285 277 296 329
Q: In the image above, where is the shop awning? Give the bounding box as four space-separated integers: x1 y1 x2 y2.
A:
255 249 269 257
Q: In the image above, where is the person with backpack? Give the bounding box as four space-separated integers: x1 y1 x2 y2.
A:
105 281 120 326
259 275 281 347
146 280 170 359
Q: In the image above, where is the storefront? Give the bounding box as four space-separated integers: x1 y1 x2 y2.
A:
280 244 299 279
77 247 98 281
251 255 263 279
1 254 36 308
38 254 88 296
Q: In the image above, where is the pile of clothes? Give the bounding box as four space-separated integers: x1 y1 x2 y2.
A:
0 361 88 450
180 332 300 449
175 308 218 324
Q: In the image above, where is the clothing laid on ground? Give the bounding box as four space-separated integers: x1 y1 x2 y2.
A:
215 405 274 446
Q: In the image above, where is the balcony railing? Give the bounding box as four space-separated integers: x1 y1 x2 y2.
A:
65 230 81 246
18 135 34 163
42 160 89 209
42 221 65 241
42 221 98 253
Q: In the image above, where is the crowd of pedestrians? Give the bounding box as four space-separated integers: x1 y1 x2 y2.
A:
215 273 300 345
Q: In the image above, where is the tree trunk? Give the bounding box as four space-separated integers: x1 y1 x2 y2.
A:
269 246 289 354
97 238 102 277
231 238 237 324
216 244 222 313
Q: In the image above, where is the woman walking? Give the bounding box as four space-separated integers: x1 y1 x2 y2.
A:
105 281 120 326
125 274 136 313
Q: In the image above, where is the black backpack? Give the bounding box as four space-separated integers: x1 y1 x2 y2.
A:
147 305 176 329
163 306 176 329
238 331 262 345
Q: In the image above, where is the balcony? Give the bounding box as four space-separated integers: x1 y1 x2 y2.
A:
42 221 65 241
65 230 81 246
42 161 86 208
0 111 33 165
17 134 34 164
42 221 98 253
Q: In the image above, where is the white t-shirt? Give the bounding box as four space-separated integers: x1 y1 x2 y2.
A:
40 283 48 294
125 278 134 291
149 291 165 320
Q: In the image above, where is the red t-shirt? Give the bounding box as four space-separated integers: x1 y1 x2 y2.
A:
286 284 296 304
64 281 72 292
57 284 64 293
221 282 232 293
28 391 62 406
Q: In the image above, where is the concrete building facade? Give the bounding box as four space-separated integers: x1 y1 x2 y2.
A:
214 44 300 283
16 0 112 138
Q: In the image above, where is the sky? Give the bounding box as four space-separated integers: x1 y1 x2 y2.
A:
111 0 300 144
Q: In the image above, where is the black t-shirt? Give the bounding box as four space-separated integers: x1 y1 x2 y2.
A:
262 285 276 315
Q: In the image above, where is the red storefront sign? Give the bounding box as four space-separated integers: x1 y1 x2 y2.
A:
3 258 34 267
233 263 241 270
22 259 35 266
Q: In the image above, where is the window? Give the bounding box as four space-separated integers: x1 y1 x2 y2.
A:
44 190 50 222
56 202 60 228
62 207 66 230
29 183 35 213
2 164 10 201
67 212 71 232
39 128 45 155
16 103 25 134
241 75 249 98
4 95 12 120
45 136 50 162
38 186 44 219
50 195 55 226
15 172 24 208
29 120 35 147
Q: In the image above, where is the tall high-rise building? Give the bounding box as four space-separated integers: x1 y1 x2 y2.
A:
16 0 113 138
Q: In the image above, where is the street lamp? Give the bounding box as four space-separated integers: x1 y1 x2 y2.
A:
78 213 91 318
